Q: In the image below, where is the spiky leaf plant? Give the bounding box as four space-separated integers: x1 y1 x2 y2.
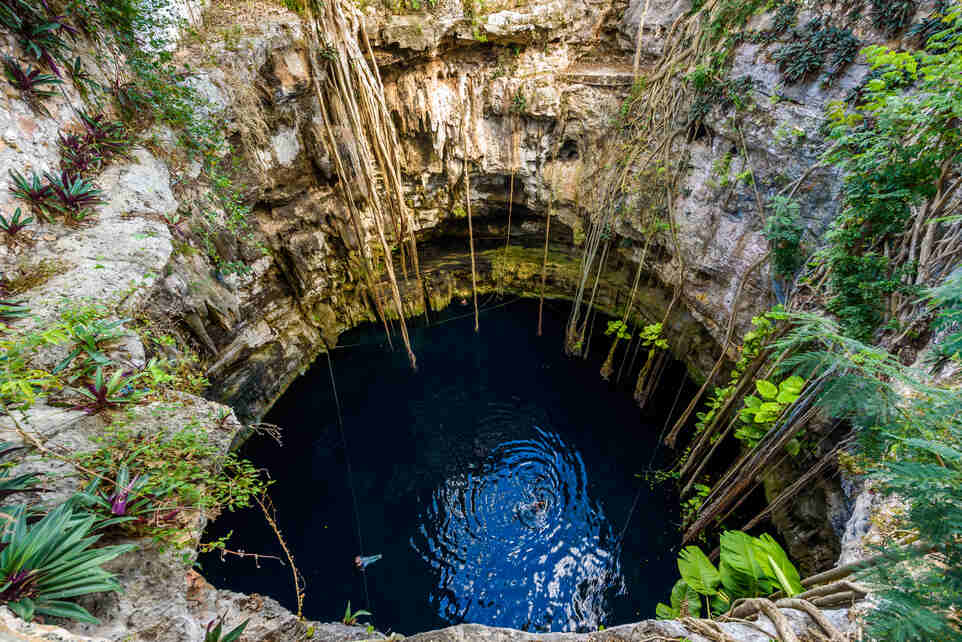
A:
8 169 53 222
2 57 61 115
43 171 104 222
0 208 33 241
0 0 71 74
204 613 249 642
72 367 146 414
0 298 30 325
0 503 134 623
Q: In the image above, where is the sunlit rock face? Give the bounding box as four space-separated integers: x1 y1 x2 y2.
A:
413 428 621 632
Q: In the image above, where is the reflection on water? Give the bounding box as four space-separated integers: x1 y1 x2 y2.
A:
198 300 684 634
412 426 622 632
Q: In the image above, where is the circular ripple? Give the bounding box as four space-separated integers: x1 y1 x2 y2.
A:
410 425 623 632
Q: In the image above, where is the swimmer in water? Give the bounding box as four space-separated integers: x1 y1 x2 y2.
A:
355 554 382 570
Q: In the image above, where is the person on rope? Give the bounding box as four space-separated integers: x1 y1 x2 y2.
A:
355 554 382 570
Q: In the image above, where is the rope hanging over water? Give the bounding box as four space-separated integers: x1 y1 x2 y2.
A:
326 350 373 613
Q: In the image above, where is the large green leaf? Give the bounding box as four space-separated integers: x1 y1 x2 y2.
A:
677 546 721 596
779 375 805 395
669 579 701 618
754 534 803 596
719 531 769 599
755 379 779 400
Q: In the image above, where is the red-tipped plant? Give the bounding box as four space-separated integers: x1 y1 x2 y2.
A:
0 207 34 243
44 170 104 222
2 57 61 115
72 367 146 414
8 169 53 221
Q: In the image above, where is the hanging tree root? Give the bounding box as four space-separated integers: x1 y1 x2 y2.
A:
728 597 848 642
680 617 738 642
729 598 800 642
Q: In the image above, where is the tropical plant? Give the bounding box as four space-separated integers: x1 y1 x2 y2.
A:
204 613 249 642
656 530 802 619
2 57 61 114
821 13 962 339
0 208 34 241
734 375 806 452
342 601 371 625
0 298 30 325
44 171 104 221
8 169 53 221
655 578 701 619
924 265 962 366
870 0 918 35
53 318 130 377
763 196 804 279
74 421 269 548
772 18 860 85
67 56 100 99
604 320 632 341
58 131 99 177
0 441 40 502
77 111 131 162
0 0 72 73
71 367 146 414
0 503 135 623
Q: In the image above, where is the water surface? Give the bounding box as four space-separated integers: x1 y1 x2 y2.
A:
201 298 686 634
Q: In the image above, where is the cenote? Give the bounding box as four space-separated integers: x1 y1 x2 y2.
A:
201 298 694 634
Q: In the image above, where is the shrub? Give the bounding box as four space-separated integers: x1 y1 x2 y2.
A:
0 503 135 623
870 0 918 36
75 421 270 549
656 530 802 618
763 196 804 279
772 18 860 86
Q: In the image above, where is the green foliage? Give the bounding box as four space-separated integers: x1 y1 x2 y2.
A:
54 317 129 377
681 482 710 527
771 287 962 638
870 0 918 36
0 320 67 408
510 90 527 114
772 17 860 86
686 69 753 130
763 196 804 278
821 15 962 339
342 601 372 625
71 366 147 414
657 530 802 619
8 169 53 222
204 615 249 642
43 170 104 222
925 266 962 364
0 503 135 624
734 375 805 452
605 320 632 341
74 420 269 549
2 56 61 114
639 322 669 349
0 208 33 240
656 579 701 619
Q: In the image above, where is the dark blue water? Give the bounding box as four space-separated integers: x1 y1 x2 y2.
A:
200 298 687 634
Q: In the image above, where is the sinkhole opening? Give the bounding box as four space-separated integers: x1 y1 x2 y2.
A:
201 298 698 635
